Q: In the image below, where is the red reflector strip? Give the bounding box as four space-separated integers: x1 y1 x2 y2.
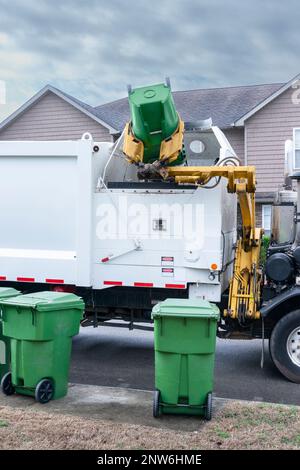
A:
45 279 64 284
17 277 35 282
165 283 186 289
162 268 174 273
104 280 123 286
134 282 153 287
0 276 7 281
101 257 110 263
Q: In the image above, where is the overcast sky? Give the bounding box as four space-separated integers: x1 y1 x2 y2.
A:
0 0 299 120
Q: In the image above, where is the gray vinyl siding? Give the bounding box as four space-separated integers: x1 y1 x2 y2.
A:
224 128 245 163
0 92 112 142
245 86 300 196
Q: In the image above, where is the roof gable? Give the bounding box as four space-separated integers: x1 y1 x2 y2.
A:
233 73 300 125
0 85 117 134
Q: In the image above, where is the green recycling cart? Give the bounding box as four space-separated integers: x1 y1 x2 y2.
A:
0 291 84 403
0 288 21 382
152 298 219 420
128 82 185 165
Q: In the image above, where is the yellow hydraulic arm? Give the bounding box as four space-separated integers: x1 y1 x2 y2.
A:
165 165 263 320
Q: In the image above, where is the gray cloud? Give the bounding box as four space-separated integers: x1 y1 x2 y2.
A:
0 0 299 120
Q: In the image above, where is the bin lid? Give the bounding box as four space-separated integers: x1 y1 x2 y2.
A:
0 291 84 312
151 298 220 319
0 287 21 299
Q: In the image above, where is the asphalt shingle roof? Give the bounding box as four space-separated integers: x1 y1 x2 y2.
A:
92 83 284 131
1 82 284 134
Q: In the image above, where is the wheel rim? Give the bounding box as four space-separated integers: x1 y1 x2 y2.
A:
38 381 53 402
3 376 10 392
287 326 300 367
1 373 14 395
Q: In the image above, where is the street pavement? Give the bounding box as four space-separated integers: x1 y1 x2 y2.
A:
70 325 300 406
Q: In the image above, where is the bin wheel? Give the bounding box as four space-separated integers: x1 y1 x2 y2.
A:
153 389 161 418
204 392 213 421
1 372 15 396
35 379 54 404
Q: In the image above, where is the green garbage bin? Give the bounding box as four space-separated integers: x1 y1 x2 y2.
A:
0 291 84 403
152 298 219 420
0 288 21 382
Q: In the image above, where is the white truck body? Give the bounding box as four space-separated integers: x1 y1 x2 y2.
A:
0 128 237 303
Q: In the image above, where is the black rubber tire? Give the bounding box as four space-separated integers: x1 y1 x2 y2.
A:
153 389 161 418
1 372 15 396
204 392 213 421
35 379 54 404
269 337 275 365
270 310 300 383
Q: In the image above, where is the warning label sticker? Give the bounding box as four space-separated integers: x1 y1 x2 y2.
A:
161 256 174 266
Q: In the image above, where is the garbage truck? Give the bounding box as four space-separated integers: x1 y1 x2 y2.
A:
0 80 300 383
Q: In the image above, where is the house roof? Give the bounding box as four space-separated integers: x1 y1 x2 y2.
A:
234 73 300 125
0 84 118 134
1 75 299 135
93 82 284 131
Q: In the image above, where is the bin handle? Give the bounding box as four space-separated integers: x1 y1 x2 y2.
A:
31 308 36 326
159 317 163 337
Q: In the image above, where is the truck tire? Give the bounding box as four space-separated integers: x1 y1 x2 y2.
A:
270 310 300 383
268 338 275 365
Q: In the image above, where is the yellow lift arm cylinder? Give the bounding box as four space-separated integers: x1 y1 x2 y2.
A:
165 165 263 320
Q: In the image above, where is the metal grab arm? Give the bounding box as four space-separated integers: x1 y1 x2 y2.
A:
166 165 256 193
166 165 257 251
165 164 263 320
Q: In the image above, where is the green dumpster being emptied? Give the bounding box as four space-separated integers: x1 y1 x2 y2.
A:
0 291 84 403
0 288 21 383
152 298 219 420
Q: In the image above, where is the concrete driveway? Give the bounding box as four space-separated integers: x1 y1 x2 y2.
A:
70 325 300 406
